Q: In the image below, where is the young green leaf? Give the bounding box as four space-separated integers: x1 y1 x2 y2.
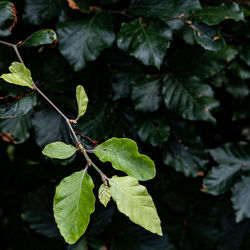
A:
76 85 88 120
98 184 111 207
53 170 95 244
109 176 162 236
0 62 33 88
22 29 57 47
94 138 155 181
42 142 76 159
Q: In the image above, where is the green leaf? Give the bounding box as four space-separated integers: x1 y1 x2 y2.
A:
22 29 57 47
0 113 31 143
117 19 172 69
94 138 155 181
202 164 242 196
21 188 60 238
98 184 111 207
112 224 176 250
239 45 250 67
162 76 219 123
190 3 244 26
57 12 115 71
163 124 208 177
42 142 76 159
172 46 238 79
23 0 65 25
209 142 250 165
67 237 87 250
53 170 95 244
193 24 226 51
135 114 170 147
129 0 201 19
109 176 162 236
0 1 16 37
0 62 33 89
32 108 71 147
0 93 37 119
132 77 162 112
231 176 250 222
76 85 88 120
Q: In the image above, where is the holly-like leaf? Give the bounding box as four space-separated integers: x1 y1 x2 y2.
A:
57 12 115 71
109 176 162 236
117 19 172 69
0 1 16 37
0 93 37 119
190 2 244 26
202 164 242 196
94 138 155 181
76 85 88 120
42 142 76 159
98 184 111 207
231 176 250 222
53 170 95 244
132 77 162 112
0 62 33 89
22 29 57 47
193 24 226 51
162 76 219 123
129 0 201 19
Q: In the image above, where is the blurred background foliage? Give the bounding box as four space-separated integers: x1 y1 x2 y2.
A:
1 0 250 249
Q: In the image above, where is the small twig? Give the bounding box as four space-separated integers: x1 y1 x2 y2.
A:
108 9 136 19
0 40 108 180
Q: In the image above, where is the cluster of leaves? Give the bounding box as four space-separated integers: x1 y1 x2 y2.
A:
1 0 250 249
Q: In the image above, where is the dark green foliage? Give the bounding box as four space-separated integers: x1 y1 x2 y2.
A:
1 0 250 249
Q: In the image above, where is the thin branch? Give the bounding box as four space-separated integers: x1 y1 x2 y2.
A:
0 40 108 180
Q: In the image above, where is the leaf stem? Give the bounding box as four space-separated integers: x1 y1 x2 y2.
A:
0 40 108 180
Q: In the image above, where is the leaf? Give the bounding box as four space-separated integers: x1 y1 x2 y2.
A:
190 2 244 26
67 237 87 250
202 164 242 196
109 176 162 236
209 142 250 165
23 0 66 25
53 170 95 244
21 188 60 238
162 76 219 123
131 77 162 112
0 62 33 89
117 19 172 69
193 24 226 51
163 123 208 177
22 29 58 47
57 12 115 71
98 184 111 207
0 114 31 143
32 108 71 147
129 0 201 19
112 224 176 250
0 1 16 36
94 138 156 181
76 85 88 120
0 93 37 119
231 176 250 222
42 142 76 159
172 46 238 79
135 114 170 147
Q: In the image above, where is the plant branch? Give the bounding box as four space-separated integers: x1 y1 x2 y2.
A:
0 40 108 180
